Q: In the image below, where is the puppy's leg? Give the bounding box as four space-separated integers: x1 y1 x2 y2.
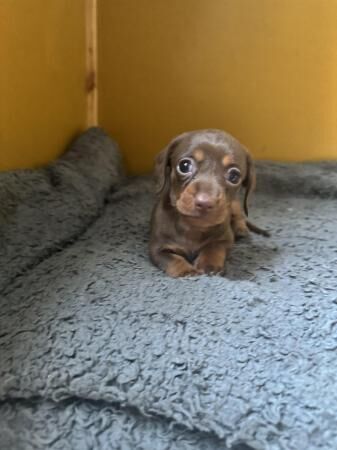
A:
165 254 201 278
231 199 249 239
150 247 201 278
195 241 229 275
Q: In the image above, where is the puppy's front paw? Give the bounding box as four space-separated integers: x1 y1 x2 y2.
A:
195 256 225 275
166 259 201 278
196 262 225 275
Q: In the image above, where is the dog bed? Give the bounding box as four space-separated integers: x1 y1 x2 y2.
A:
1 128 337 450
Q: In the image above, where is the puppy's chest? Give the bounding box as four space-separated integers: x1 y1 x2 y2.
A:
176 229 205 252
173 226 222 256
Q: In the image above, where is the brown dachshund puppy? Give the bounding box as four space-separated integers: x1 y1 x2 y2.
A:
149 129 268 277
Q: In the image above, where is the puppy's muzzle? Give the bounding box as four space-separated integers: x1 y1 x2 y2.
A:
177 180 226 220
194 193 216 213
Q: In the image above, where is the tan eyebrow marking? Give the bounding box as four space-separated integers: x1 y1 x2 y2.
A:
193 149 205 162
222 155 234 166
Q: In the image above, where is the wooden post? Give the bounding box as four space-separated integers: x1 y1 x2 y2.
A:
85 0 98 126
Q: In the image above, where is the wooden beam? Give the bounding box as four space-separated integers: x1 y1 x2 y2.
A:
85 0 98 126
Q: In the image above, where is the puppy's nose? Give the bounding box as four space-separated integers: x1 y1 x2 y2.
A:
195 193 215 211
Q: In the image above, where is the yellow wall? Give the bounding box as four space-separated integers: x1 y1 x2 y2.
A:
1 0 337 173
98 0 337 174
0 0 87 170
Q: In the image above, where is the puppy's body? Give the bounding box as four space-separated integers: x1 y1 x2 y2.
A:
150 129 266 277
150 195 234 277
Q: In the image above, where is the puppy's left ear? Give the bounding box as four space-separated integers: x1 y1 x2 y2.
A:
242 149 256 216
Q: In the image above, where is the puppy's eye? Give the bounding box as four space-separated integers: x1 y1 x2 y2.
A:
177 158 194 175
226 167 241 185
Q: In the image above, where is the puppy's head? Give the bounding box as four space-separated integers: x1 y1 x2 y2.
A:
155 129 256 227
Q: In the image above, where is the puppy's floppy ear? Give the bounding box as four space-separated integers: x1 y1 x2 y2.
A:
154 132 188 194
242 149 256 216
154 146 171 194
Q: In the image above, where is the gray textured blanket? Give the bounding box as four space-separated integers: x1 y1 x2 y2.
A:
1 128 337 450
